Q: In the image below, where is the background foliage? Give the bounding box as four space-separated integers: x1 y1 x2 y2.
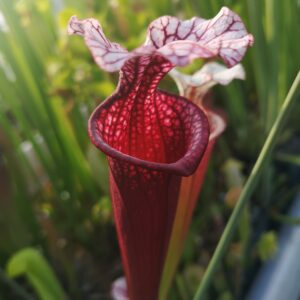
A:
0 0 299 299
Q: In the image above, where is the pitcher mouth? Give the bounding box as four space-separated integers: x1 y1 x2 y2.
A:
88 90 210 177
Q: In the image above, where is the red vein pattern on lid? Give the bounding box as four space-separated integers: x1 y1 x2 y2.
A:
146 7 254 66
68 7 253 72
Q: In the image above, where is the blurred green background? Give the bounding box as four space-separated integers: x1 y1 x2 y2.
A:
0 0 299 299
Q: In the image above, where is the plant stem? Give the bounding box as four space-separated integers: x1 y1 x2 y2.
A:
193 71 300 300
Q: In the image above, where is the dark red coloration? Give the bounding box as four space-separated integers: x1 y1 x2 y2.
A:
68 8 253 298
89 55 209 300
